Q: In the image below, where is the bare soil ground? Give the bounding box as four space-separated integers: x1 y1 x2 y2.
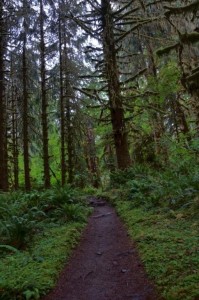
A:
43 198 161 300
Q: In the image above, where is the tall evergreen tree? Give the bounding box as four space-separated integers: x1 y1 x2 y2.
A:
39 0 51 188
0 0 8 191
22 0 31 190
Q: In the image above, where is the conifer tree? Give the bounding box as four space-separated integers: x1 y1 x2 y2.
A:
0 0 8 191
39 0 51 188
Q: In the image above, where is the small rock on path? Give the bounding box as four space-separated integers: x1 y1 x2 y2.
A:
43 198 161 300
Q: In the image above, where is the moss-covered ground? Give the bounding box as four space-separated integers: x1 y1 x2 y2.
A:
114 200 199 300
0 223 86 300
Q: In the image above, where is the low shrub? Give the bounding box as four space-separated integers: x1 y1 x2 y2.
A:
109 165 199 211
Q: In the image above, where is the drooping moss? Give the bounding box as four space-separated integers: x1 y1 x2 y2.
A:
156 43 179 56
164 0 199 16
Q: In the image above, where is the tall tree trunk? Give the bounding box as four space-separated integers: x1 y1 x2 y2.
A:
13 98 19 190
62 28 74 184
58 12 66 186
22 22 31 190
0 1 8 191
10 55 19 190
39 0 50 188
66 98 74 184
85 120 100 188
101 0 131 170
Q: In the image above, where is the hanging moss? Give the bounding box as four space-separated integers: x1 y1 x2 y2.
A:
156 43 179 56
164 0 199 16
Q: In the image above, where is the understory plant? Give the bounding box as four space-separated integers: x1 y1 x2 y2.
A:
114 202 199 300
109 156 199 212
0 186 92 299
107 149 199 300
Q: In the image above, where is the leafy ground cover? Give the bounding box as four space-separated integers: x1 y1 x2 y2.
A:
0 223 84 300
0 187 92 299
106 165 199 300
115 202 199 300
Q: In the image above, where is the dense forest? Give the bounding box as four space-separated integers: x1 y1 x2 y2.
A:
0 0 199 299
0 0 198 190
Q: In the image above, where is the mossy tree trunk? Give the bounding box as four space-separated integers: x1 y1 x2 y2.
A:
39 0 50 188
10 54 19 190
58 11 66 186
0 0 8 191
22 14 31 191
101 0 131 170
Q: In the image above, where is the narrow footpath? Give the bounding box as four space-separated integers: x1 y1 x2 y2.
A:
43 199 160 300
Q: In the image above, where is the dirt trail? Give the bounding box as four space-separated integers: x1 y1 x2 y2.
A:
43 199 160 300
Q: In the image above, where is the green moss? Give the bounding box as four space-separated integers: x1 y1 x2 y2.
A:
115 201 199 300
0 223 85 299
156 43 179 57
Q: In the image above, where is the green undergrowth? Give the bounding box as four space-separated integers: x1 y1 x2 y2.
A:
0 186 92 299
0 223 84 300
111 199 199 300
104 164 199 300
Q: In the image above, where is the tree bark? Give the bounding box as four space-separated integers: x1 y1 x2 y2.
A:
0 0 8 191
62 24 74 184
10 55 19 190
66 98 74 184
101 0 131 170
22 20 31 190
40 0 50 188
58 12 66 186
85 120 100 188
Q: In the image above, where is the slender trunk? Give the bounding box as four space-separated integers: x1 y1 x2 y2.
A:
12 98 19 190
13 105 19 190
62 30 74 184
22 25 31 190
58 13 66 186
101 0 131 170
146 42 157 77
85 121 100 188
176 98 189 135
66 100 74 184
40 0 50 188
104 144 116 172
10 56 19 189
0 1 8 191
191 90 199 133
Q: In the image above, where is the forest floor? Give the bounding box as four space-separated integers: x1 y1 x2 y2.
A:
43 198 160 300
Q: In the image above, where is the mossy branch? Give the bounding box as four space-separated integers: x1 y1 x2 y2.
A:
120 68 147 85
156 43 179 56
164 0 199 16
156 32 199 57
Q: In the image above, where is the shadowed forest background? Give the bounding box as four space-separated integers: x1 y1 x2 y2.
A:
0 1 199 299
